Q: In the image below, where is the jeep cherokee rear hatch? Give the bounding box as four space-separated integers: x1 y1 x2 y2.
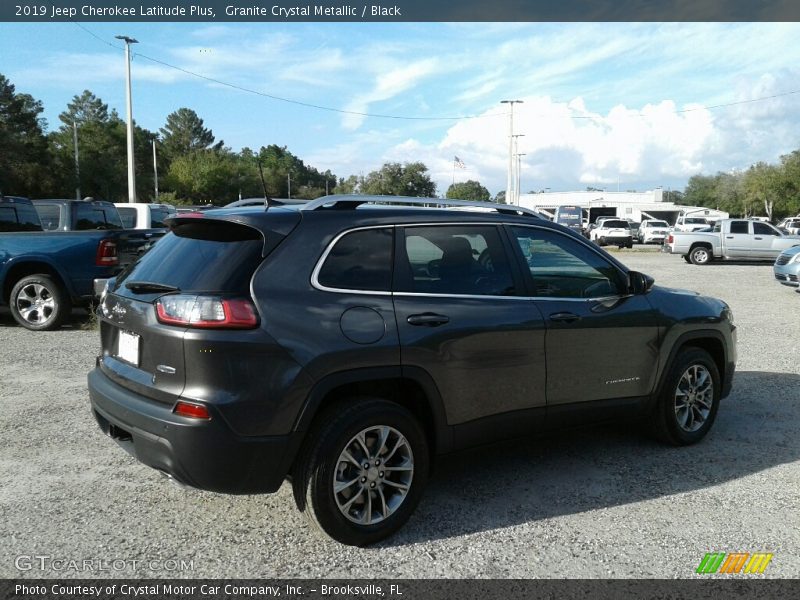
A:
97 211 298 406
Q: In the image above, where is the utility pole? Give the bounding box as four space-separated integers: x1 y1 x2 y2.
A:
512 134 525 205
516 153 526 206
152 140 159 202
116 35 138 203
500 100 523 205
287 173 291 199
73 121 80 201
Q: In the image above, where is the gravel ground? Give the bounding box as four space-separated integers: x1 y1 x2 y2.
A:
1 251 798 579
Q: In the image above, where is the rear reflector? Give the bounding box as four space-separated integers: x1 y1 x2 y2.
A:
173 401 211 420
156 294 258 329
96 239 118 266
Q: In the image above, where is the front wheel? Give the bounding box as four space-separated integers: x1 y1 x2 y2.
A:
651 348 721 445
292 398 429 546
689 246 712 265
9 274 71 331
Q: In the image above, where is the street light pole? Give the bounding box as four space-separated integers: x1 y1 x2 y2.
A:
73 121 80 200
516 153 526 206
512 134 525 205
152 140 159 202
500 100 523 204
116 35 138 203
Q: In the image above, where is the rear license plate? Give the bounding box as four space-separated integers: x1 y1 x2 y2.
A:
117 330 140 366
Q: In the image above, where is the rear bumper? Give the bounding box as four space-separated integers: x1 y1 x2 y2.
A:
87 367 302 494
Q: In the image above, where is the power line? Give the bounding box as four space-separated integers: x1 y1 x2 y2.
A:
72 22 800 123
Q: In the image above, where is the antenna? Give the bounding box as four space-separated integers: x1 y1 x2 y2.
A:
257 161 271 210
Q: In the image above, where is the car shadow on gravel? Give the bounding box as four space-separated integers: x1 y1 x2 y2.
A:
385 370 800 546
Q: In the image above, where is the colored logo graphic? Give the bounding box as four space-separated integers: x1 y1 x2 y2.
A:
696 552 773 574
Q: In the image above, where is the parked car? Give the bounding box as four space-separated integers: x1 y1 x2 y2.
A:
1 199 129 330
666 219 800 265
0 196 43 232
589 219 634 248
674 215 711 232
87 195 736 546
774 246 800 287
114 202 176 230
638 219 671 244
33 199 123 231
777 217 800 235
624 218 641 240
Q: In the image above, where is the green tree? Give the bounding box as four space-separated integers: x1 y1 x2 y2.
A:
50 91 157 202
494 190 507 204
743 162 782 220
254 144 334 199
0 74 53 196
360 162 436 197
164 149 242 204
159 108 221 161
446 180 491 201
334 174 362 194
682 174 719 209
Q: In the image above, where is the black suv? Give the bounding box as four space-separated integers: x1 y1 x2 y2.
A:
87 195 736 546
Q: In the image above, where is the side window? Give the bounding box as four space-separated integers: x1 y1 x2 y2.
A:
35 204 61 230
117 207 136 228
729 221 749 234
397 225 515 296
753 222 779 236
712 222 721 233
511 226 625 298
74 204 107 230
150 208 170 228
317 228 393 292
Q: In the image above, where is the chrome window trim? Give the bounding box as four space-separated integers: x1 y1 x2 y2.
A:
311 224 395 296
311 221 629 302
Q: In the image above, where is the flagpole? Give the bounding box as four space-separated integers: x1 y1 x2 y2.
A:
452 158 456 186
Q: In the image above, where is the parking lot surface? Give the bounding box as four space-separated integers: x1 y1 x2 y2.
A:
1 251 798 578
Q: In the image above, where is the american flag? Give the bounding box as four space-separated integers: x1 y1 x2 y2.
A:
454 156 466 169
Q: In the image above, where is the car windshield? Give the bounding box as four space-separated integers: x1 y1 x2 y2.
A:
649 221 668 227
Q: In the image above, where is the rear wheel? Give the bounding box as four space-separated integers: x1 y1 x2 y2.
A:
651 348 721 445
689 246 712 265
292 398 429 546
683 255 692 264
9 274 71 331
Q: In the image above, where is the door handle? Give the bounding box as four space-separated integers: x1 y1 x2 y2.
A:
549 312 582 323
726 236 734 239
754 237 763 240
407 313 450 327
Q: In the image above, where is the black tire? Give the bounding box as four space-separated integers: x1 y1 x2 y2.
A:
292 398 429 546
598 237 607 247
683 255 692 264
625 241 633 249
651 348 721 446
9 274 71 331
689 246 712 265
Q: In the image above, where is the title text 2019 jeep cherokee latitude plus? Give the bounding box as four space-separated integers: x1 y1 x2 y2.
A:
88 195 736 546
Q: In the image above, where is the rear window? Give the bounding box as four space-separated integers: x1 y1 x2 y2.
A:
150 207 173 228
35 204 62 230
0 204 42 231
73 203 123 230
648 221 668 227
117 207 136 228
116 221 264 295
602 220 629 229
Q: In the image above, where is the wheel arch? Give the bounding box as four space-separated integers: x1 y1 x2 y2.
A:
293 366 453 456
654 330 729 402
2 259 72 304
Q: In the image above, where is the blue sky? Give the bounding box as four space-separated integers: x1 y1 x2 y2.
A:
2 22 800 195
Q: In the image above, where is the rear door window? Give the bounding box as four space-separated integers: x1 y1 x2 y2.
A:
73 203 122 230
0 205 41 231
729 221 750 234
316 228 393 292
396 225 515 296
149 207 172 228
115 221 265 296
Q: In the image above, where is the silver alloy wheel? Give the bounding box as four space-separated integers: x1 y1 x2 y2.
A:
333 425 414 525
674 364 714 432
692 248 709 264
15 283 56 325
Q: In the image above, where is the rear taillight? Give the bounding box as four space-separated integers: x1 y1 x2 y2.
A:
667 234 673 244
155 294 258 329
173 401 211 420
96 239 118 266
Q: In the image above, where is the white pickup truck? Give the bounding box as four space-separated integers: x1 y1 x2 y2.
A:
114 202 176 229
666 218 800 264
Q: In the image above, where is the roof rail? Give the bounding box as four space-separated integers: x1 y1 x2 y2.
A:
300 194 542 218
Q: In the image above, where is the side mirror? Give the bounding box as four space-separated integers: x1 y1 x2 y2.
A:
629 271 655 295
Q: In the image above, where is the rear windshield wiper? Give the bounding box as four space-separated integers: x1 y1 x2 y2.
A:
125 281 180 294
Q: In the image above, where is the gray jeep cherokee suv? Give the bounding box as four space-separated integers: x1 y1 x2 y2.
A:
88 195 736 546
